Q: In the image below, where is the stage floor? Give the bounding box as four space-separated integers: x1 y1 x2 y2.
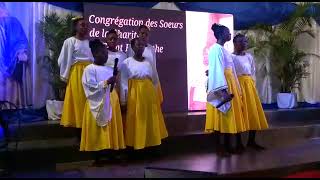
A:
145 137 320 178
5 137 320 178
1 107 320 177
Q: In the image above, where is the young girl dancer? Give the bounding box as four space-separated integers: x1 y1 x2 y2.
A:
120 38 168 152
81 39 125 165
232 34 268 150
127 25 163 104
58 17 93 140
205 23 247 156
104 29 128 127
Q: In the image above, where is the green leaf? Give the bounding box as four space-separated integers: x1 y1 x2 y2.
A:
246 3 319 93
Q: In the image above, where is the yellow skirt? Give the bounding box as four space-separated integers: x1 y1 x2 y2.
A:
238 76 269 130
205 69 247 134
125 79 168 150
156 82 164 104
80 90 126 151
60 61 91 128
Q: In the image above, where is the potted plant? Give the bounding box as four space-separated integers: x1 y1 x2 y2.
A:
246 3 320 109
38 12 75 119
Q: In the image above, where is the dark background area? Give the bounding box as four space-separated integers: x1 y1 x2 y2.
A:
84 3 188 112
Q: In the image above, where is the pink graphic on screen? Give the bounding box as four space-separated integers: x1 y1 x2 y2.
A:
186 12 234 111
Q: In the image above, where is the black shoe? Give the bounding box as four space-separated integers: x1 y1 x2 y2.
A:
110 153 128 163
247 142 266 151
233 144 246 154
92 159 106 167
216 146 231 157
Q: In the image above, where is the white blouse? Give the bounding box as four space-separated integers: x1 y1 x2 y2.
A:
82 64 113 127
120 57 157 105
207 43 241 113
58 36 94 82
219 44 235 70
127 43 160 86
105 50 127 69
232 52 256 78
207 44 239 92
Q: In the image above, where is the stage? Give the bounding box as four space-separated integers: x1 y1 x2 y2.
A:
1 107 320 177
144 138 320 178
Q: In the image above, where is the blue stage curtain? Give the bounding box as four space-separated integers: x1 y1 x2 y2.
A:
46 2 83 12
46 2 320 30
174 2 297 30
46 2 159 12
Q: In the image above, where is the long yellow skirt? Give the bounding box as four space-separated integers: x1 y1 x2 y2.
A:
80 90 126 151
60 61 91 128
125 79 168 150
205 68 247 134
238 75 269 130
156 82 164 104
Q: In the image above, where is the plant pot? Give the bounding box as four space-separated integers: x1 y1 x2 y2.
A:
46 100 64 120
277 93 298 109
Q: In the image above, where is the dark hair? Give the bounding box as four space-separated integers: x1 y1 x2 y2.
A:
130 38 139 48
106 29 117 37
71 17 84 36
89 39 105 55
138 25 150 32
211 23 228 40
233 33 246 43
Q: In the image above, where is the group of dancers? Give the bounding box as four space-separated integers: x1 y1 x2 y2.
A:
58 17 167 165
57 16 268 165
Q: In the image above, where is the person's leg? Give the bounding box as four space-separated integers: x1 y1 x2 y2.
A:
111 149 127 163
92 150 105 167
216 133 223 154
76 128 81 144
224 133 233 153
213 131 220 147
233 133 245 153
216 133 231 157
247 130 265 150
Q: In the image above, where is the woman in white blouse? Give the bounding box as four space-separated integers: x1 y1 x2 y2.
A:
126 25 163 104
232 34 269 151
120 38 168 151
58 17 93 137
205 24 247 157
